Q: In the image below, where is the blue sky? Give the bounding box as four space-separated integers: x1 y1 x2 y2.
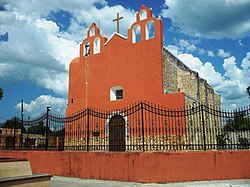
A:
0 0 250 122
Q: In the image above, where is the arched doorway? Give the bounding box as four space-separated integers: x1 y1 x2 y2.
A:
109 115 126 151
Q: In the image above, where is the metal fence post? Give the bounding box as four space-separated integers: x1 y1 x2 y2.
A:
201 104 207 151
87 109 90 152
141 102 145 152
45 107 51 151
13 117 17 150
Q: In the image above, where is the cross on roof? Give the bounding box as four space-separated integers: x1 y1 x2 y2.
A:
113 13 123 33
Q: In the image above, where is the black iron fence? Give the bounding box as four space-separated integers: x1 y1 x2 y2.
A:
0 102 249 151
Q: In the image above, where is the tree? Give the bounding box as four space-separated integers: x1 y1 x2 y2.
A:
50 128 65 137
27 121 50 136
0 87 3 100
224 111 250 131
2 119 26 133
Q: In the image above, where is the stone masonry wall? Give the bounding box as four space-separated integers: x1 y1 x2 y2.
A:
214 92 221 107
198 79 207 105
207 86 215 106
162 48 178 94
162 47 220 107
177 66 199 106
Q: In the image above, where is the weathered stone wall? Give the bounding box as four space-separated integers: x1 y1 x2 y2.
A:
214 91 221 107
177 67 199 106
162 48 178 94
199 79 207 105
207 86 215 106
162 47 220 107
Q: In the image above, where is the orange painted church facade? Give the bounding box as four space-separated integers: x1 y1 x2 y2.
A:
66 5 185 116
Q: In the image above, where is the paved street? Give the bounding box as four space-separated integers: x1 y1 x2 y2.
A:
51 176 250 187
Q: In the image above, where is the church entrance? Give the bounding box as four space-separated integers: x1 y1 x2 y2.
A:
109 115 126 151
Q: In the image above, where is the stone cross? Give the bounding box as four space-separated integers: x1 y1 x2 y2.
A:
113 13 123 33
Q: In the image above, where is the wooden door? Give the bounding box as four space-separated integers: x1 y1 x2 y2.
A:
109 115 125 151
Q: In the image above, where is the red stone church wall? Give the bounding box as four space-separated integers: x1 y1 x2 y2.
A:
66 5 186 116
65 5 188 149
1 150 250 183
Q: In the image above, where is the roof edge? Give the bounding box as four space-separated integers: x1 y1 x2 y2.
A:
104 32 127 46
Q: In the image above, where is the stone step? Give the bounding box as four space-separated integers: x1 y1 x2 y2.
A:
0 174 52 187
0 158 32 178
0 157 52 187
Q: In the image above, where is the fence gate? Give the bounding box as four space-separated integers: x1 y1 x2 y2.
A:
109 115 126 151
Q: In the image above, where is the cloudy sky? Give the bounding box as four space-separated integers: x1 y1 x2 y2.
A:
0 0 250 122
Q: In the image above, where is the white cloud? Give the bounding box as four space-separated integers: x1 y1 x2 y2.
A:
238 39 244 46
0 1 136 97
15 95 67 117
166 39 199 56
70 5 135 39
241 52 250 70
0 10 15 24
0 8 77 95
0 0 139 116
178 53 203 72
168 42 216 59
179 39 197 52
29 68 68 95
177 53 224 87
0 63 13 78
207 50 215 57
218 49 231 58
198 49 206 55
179 39 189 48
0 32 70 95
166 45 179 56
187 44 197 52
162 0 250 39
223 56 243 80
35 18 60 34
177 52 250 109
2 0 107 18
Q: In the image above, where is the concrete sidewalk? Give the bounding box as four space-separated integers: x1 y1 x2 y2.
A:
51 176 250 187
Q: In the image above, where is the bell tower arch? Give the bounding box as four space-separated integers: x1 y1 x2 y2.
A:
128 4 162 44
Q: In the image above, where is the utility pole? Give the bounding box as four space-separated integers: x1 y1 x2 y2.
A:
21 100 24 148
28 117 30 139
21 100 24 125
247 86 250 98
13 117 17 150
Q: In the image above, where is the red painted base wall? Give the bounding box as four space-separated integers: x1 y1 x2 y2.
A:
0 150 249 183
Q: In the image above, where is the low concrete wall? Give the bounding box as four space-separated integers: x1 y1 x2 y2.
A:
0 150 249 183
0 160 32 178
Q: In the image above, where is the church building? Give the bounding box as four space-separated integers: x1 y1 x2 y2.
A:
66 4 220 116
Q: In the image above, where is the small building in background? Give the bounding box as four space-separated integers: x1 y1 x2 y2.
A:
0 128 21 148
